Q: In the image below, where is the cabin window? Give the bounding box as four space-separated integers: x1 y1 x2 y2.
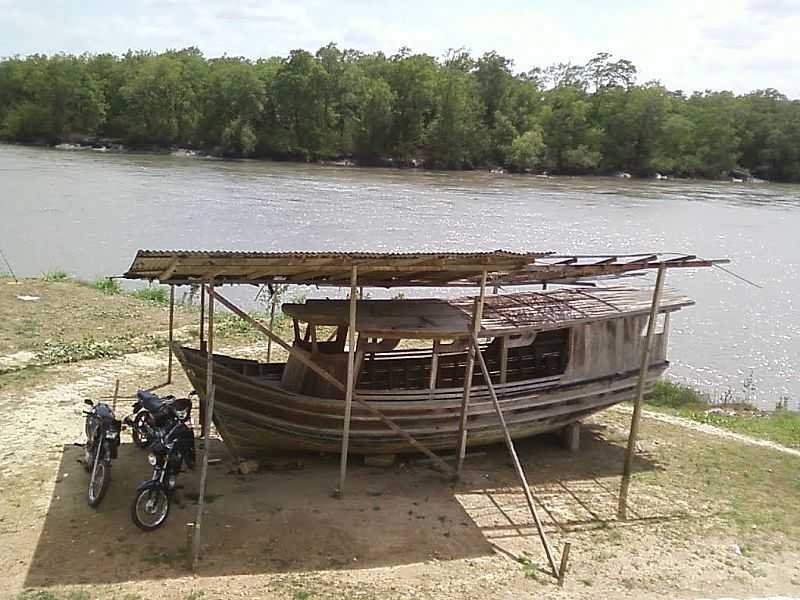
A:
355 330 569 392
488 329 570 383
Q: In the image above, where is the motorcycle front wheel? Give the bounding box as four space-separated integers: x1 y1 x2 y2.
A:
131 486 170 531
87 444 111 507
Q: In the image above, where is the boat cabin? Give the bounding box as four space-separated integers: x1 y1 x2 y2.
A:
279 286 692 400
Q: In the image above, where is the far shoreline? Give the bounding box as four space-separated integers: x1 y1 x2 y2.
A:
1 140 773 184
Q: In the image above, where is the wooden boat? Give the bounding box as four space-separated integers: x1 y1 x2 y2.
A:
172 285 692 458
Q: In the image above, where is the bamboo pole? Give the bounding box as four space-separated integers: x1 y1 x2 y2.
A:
470 331 560 578
267 292 277 362
167 284 175 384
455 270 487 478
199 284 206 352
111 379 119 414
209 288 454 475
338 267 358 496
617 264 667 520
192 281 215 570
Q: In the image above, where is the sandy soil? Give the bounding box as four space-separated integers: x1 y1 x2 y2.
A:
1 342 799 600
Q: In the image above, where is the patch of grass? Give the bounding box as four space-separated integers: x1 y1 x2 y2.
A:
89 277 122 295
646 380 800 449
34 336 133 364
293 592 313 600
131 284 169 304
40 270 70 282
646 379 710 410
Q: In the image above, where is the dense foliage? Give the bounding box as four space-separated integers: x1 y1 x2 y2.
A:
2 46 800 180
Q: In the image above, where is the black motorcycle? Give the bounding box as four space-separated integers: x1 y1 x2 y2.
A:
82 399 122 507
124 390 193 449
130 399 195 531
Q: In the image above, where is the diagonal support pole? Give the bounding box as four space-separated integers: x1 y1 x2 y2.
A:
618 263 667 520
470 331 561 579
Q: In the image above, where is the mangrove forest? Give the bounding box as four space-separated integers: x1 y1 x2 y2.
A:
1 45 800 180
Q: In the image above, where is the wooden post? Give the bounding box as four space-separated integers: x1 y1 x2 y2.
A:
471 331 560 578
111 379 119 414
167 284 175 384
338 267 358 496
557 542 572 586
618 264 667 520
499 336 508 398
428 340 440 401
199 283 206 352
192 281 215 570
455 270 487 478
266 292 277 362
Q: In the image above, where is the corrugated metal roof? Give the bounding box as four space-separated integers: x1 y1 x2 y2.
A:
122 249 725 288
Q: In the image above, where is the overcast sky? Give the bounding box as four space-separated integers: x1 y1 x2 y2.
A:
2 0 799 97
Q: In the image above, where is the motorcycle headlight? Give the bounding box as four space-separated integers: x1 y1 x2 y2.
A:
147 452 158 466
105 430 118 439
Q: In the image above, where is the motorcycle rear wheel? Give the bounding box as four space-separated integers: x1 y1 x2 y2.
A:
131 486 170 531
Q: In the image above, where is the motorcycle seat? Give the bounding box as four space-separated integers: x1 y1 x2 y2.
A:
136 390 164 413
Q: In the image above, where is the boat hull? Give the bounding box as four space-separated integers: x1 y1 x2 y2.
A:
174 345 665 458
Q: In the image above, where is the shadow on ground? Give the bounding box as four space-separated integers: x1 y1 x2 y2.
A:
25 422 667 586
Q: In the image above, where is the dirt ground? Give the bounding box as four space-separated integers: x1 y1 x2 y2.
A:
1 283 800 600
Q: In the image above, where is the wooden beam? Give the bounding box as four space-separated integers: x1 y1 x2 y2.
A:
470 331 560 579
193 281 215 571
209 289 454 475
338 267 358 496
455 270 487 478
618 264 667 520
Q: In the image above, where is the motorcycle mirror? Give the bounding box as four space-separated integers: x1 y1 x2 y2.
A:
83 399 94 407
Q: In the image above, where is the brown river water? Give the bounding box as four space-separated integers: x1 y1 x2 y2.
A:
1 144 798 409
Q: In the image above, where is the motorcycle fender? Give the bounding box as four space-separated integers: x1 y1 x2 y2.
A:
135 479 165 495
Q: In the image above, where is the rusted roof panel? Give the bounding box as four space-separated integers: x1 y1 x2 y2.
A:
123 249 725 288
282 286 694 338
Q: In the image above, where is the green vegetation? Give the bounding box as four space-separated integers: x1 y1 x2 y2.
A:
131 284 169 304
89 277 122 295
646 380 800 448
40 270 69 282
2 47 800 179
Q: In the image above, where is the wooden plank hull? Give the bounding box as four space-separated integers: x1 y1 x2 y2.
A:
174 346 666 458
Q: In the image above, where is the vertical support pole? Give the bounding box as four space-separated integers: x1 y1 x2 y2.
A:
428 340 440 401
199 283 206 352
499 336 508 398
455 270 487 478
111 379 119 414
167 284 175 384
193 281 215 570
618 264 667 520
470 332 560 578
338 266 358 496
266 292 277 362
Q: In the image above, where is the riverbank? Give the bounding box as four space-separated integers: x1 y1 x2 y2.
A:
2 278 799 599
3 140 772 183
645 380 800 449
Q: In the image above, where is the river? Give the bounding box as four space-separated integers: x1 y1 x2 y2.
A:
1 144 798 409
